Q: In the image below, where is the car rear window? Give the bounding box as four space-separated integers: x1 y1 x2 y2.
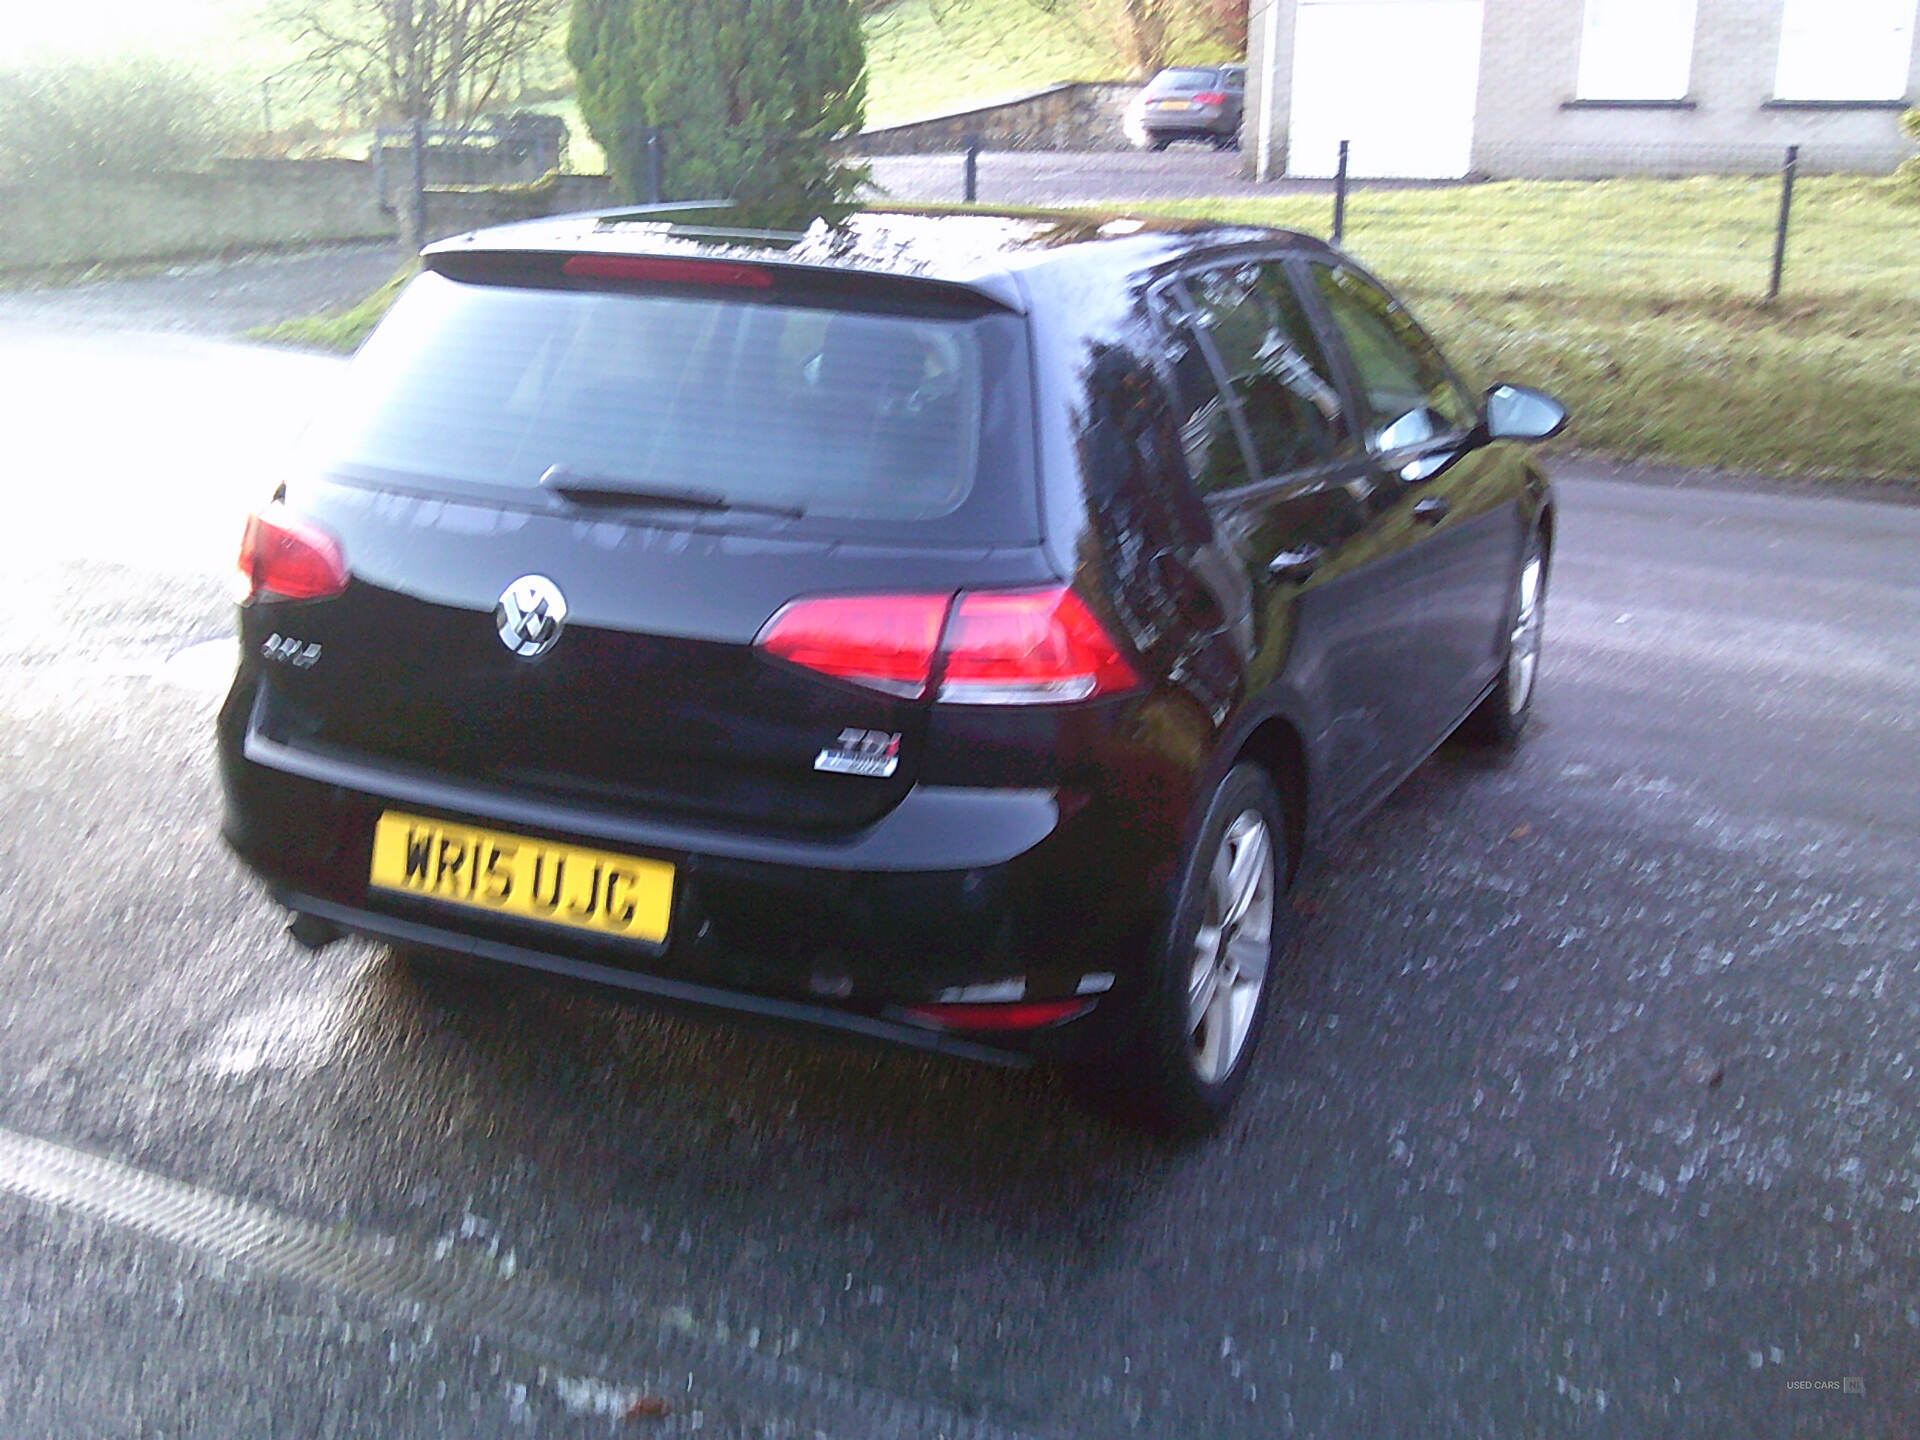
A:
1146 68 1220 94
313 271 1038 543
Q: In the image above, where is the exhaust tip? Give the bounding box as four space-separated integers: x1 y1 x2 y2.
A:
286 912 342 951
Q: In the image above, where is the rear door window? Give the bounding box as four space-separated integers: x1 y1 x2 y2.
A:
1153 290 1255 495
316 271 1037 543
1181 261 1355 480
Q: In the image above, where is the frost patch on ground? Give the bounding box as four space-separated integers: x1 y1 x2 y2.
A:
195 992 342 1077
541 1366 647 1418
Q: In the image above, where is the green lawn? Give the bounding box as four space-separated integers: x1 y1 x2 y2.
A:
1141 176 1920 481
249 264 416 353
861 0 1113 125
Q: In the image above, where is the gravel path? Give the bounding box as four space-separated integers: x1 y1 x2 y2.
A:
0 241 412 339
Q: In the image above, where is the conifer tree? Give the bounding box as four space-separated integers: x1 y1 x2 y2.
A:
568 0 868 226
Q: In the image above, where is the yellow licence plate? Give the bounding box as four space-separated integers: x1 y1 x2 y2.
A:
369 810 674 944
1156 99 1192 109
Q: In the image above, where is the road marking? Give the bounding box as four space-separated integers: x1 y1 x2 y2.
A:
0 1124 1054 1440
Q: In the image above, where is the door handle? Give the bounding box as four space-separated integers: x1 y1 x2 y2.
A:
1411 495 1451 525
1267 544 1325 584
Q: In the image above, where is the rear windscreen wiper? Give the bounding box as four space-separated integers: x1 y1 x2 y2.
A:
538 466 804 518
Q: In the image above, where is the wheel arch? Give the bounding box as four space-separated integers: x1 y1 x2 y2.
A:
1232 717 1308 888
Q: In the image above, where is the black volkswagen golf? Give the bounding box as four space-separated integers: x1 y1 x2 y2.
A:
220 206 1565 1135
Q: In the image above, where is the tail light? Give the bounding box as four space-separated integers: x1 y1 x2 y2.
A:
939 588 1139 703
757 586 1139 705
1192 91 1227 105
755 593 950 698
237 508 348 602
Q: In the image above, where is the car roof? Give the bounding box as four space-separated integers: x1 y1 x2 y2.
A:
422 205 1337 315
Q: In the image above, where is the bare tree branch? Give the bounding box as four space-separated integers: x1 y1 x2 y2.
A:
271 0 562 126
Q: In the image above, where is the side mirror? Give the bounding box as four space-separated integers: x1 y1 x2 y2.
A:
1482 384 1568 443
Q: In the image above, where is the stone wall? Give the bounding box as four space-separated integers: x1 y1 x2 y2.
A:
855 82 1143 155
0 159 628 271
0 159 396 270
420 173 614 244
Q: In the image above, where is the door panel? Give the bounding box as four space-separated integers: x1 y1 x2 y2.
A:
1163 260 1414 820
1299 260 1521 758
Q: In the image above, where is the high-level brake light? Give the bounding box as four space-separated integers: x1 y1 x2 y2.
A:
561 255 774 288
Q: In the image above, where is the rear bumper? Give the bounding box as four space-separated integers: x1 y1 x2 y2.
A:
276 889 1041 1067
1139 106 1232 138
219 686 1181 1063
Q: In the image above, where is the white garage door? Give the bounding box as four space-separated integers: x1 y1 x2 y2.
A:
1288 0 1484 179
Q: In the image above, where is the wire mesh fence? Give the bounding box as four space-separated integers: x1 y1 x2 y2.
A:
1321 142 1914 305
868 139 1918 305
373 116 1914 307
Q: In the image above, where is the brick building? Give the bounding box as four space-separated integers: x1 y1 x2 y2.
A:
1244 0 1920 178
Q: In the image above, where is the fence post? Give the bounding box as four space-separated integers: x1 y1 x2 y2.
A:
1767 143 1799 302
645 128 665 204
1331 139 1350 244
964 133 980 203
408 117 427 251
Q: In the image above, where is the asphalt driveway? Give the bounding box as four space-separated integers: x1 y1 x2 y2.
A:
0 257 1915 1439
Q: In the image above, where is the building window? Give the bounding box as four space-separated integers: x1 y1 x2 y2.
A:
1775 0 1916 102
1577 0 1698 101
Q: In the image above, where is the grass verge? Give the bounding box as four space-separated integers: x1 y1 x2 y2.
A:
245 263 417 353
861 0 1112 125
1141 175 1920 482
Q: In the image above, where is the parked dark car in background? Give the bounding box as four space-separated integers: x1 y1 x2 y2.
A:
220 206 1566 1135
1129 64 1247 150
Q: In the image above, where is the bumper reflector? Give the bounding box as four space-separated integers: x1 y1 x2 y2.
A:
901 999 1095 1032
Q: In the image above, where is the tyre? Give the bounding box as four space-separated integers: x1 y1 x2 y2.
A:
1148 135 1171 152
1462 527 1547 747
1100 762 1290 1138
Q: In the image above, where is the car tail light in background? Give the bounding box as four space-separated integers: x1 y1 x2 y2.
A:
757 586 1139 704
237 508 348 602
1192 91 1227 105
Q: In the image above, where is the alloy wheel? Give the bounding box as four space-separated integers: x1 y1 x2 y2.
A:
1186 810 1275 1084
1507 551 1545 717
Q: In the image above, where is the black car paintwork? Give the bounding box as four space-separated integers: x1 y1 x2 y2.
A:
219 209 1551 1062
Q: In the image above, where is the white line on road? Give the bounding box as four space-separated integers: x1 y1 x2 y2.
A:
0 1124 1054 1440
